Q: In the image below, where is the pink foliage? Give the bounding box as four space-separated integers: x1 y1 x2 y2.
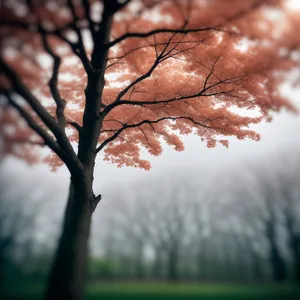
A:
0 0 299 169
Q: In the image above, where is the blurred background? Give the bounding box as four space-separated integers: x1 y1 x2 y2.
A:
0 81 300 299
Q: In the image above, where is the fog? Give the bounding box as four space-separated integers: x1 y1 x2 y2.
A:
0 84 300 294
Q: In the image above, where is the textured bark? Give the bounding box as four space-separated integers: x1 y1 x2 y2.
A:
45 178 95 300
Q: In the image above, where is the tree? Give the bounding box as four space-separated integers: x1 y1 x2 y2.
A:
0 0 299 299
0 172 42 290
230 165 287 281
282 175 300 282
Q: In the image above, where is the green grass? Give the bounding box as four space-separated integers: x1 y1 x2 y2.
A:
2 281 300 300
86 283 300 300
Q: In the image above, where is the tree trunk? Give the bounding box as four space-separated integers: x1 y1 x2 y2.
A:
168 247 179 282
152 246 163 279
285 206 300 282
266 219 287 282
135 240 145 280
250 248 263 282
287 231 300 282
197 242 206 281
45 178 95 300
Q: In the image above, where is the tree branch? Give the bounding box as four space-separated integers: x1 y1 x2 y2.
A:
103 28 187 115
4 93 67 160
103 83 235 114
68 121 82 133
82 0 96 40
104 0 131 15
39 26 67 129
67 0 92 72
106 0 266 49
96 116 217 153
1 58 84 173
106 27 234 49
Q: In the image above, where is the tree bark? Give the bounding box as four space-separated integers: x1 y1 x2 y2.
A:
45 177 95 300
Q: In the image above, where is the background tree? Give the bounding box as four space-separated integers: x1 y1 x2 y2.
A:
278 159 300 282
0 171 46 293
228 165 286 281
1 0 300 299
95 152 299 284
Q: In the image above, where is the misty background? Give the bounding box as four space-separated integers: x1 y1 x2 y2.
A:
0 82 300 285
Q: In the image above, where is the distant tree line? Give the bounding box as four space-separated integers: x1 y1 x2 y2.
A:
91 154 300 283
1 153 299 285
0 173 60 288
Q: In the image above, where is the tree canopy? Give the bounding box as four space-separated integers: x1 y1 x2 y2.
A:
1 0 299 170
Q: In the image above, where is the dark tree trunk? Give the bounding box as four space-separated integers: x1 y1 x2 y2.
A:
197 241 207 280
168 247 179 282
270 247 286 282
152 246 163 279
263 199 287 282
250 248 263 282
134 240 145 279
284 204 300 283
265 219 287 282
45 177 95 300
287 223 300 282
292 243 300 283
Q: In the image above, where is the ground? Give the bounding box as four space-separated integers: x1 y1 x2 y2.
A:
1 282 300 300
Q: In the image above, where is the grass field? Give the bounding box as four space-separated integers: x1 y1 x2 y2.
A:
2 281 300 300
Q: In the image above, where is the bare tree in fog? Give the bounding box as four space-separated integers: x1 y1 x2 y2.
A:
0 174 42 285
232 152 300 283
162 189 190 281
231 165 287 282
277 157 300 282
187 187 212 281
90 152 300 283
